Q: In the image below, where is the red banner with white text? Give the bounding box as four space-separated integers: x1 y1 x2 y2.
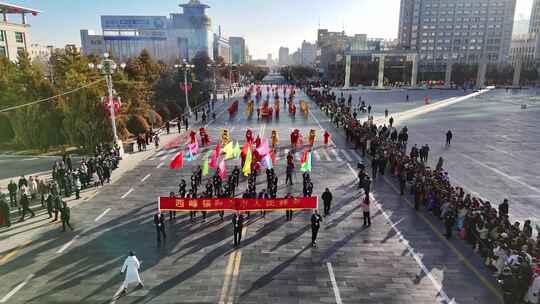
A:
158 196 318 212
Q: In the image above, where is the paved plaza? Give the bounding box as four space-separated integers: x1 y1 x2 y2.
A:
3 86 538 303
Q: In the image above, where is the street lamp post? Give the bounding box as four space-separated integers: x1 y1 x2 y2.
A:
207 62 219 101
88 53 126 151
174 60 195 117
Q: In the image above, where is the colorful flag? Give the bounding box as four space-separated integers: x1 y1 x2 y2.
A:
185 146 195 162
169 152 184 169
202 158 209 176
256 139 270 156
299 148 309 164
223 141 234 160
242 146 252 176
241 143 250 156
209 149 218 168
263 154 273 169
300 152 312 172
188 141 199 154
269 150 277 166
218 158 227 180
214 143 222 156
233 141 241 159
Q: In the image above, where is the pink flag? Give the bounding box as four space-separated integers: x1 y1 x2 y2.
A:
214 143 221 156
209 150 218 169
218 158 227 180
256 139 270 156
188 141 199 155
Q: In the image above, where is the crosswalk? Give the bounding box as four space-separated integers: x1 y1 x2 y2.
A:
149 147 364 164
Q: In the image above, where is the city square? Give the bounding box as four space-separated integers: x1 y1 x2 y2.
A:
1 1 540 304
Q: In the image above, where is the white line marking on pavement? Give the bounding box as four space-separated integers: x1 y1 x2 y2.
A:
94 208 111 222
110 284 125 304
0 274 34 303
330 148 342 162
321 149 331 161
341 149 353 162
350 150 363 163
140 174 151 183
461 153 540 195
56 235 80 254
312 150 321 161
160 153 170 161
326 262 343 304
156 162 164 168
486 145 513 157
120 188 134 199
346 163 453 303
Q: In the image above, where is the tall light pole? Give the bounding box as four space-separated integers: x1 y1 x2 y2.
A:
88 53 126 147
174 60 194 117
207 62 219 101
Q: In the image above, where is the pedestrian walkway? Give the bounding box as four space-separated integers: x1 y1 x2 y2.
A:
148 145 364 164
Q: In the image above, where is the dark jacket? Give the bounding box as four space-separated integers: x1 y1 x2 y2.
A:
322 190 332 203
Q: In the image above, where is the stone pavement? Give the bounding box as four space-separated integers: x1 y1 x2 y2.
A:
0 87 502 303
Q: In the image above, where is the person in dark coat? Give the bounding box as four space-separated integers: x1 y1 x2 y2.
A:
60 201 73 232
446 130 453 146
154 212 166 243
8 180 17 207
232 212 244 246
321 188 333 216
0 192 10 227
19 190 34 222
311 209 322 246
499 199 509 218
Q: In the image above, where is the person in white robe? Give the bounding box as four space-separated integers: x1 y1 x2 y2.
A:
120 251 143 294
526 274 540 304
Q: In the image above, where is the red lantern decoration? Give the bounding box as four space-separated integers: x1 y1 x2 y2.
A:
31 12 38 16
102 96 121 117
180 83 192 92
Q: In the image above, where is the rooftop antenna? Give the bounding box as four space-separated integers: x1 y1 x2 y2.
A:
318 17 320 29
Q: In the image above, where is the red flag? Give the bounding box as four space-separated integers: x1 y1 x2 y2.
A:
241 143 250 156
214 143 221 156
218 159 227 180
269 150 277 166
299 148 309 164
209 150 218 169
169 152 184 169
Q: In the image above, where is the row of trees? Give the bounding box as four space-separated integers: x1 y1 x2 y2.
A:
0 49 263 153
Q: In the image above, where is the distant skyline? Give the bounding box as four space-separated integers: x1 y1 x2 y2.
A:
7 0 536 59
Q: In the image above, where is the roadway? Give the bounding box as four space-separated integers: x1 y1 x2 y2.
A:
0 87 501 303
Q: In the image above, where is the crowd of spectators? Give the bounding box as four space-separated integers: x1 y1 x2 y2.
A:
307 86 540 304
1 143 120 227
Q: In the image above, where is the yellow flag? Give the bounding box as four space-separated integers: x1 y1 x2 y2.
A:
223 141 234 160
242 146 252 176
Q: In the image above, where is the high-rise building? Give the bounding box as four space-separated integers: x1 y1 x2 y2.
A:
301 40 316 66
398 0 517 71
513 18 530 35
0 2 41 61
279 47 289 66
213 26 230 63
81 0 214 63
530 0 540 33
266 53 273 67
229 36 246 64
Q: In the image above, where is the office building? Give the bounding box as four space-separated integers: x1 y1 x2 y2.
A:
530 0 540 33
30 43 53 62
509 33 540 68
398 0 517 71
514 18 530 35
229 36 246 64
213 26 230 63
279 47 289 66
0 2 40 61
301 40 316 66
81 0 214 63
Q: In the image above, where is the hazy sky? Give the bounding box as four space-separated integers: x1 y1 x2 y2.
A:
8 0 536 59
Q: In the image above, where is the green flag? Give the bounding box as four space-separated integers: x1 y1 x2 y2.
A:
233 141 241 159
300 152 312 172
202 158 209 176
